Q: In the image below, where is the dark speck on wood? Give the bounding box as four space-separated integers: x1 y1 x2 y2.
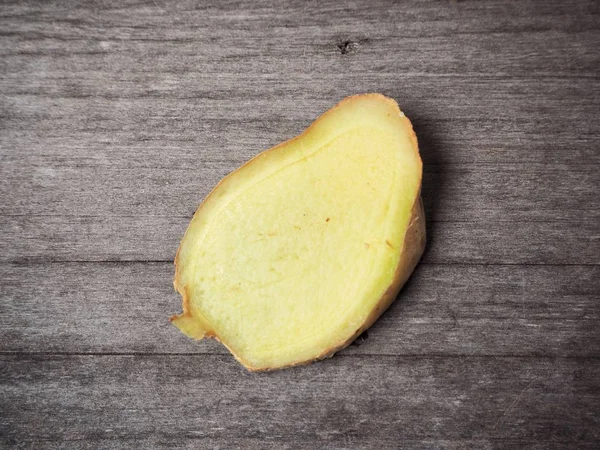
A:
336 38 367 55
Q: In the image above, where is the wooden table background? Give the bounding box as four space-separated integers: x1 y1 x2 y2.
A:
1 0 599 448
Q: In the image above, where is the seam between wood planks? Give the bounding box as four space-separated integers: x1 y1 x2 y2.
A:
2 214 599 222
2 260 599 266
0 71 597 80
1 352 599 359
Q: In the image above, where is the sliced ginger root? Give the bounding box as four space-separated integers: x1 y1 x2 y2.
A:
171 94 425 371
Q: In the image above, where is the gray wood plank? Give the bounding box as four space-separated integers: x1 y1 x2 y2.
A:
1 114 598 166
1 354 598 449
1 215 598 264
2 78 598 165
1 159 598 222
1 0 598 77
1 262 598 357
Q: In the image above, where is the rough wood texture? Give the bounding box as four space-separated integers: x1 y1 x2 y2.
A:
1 355 599 449
1 0 599 448
2 263 599 357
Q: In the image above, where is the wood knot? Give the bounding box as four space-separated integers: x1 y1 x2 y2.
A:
336 38 366 55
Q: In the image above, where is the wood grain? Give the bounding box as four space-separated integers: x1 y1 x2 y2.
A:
1 262 598 357
1 160 599 221
1 0 598 77
1 0 599 448
1 215 598 264
1 354 599 449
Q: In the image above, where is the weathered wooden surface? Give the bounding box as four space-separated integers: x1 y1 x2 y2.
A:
2 263 599 357
1 0 599 448
1 355 599 449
